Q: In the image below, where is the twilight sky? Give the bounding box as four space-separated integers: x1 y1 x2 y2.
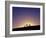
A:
12 7 40 28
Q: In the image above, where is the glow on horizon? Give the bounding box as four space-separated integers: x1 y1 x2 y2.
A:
13 19 40 28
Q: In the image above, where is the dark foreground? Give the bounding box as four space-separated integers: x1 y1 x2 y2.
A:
12 25 40 31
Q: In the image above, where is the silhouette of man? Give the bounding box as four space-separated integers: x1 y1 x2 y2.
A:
26 24 28 27
29 24 31 26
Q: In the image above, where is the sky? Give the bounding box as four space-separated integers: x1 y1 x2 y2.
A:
12 7 40 28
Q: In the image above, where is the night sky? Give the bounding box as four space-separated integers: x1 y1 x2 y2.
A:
12 7 40 28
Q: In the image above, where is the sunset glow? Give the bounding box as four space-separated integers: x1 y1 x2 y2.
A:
12 7 40 28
